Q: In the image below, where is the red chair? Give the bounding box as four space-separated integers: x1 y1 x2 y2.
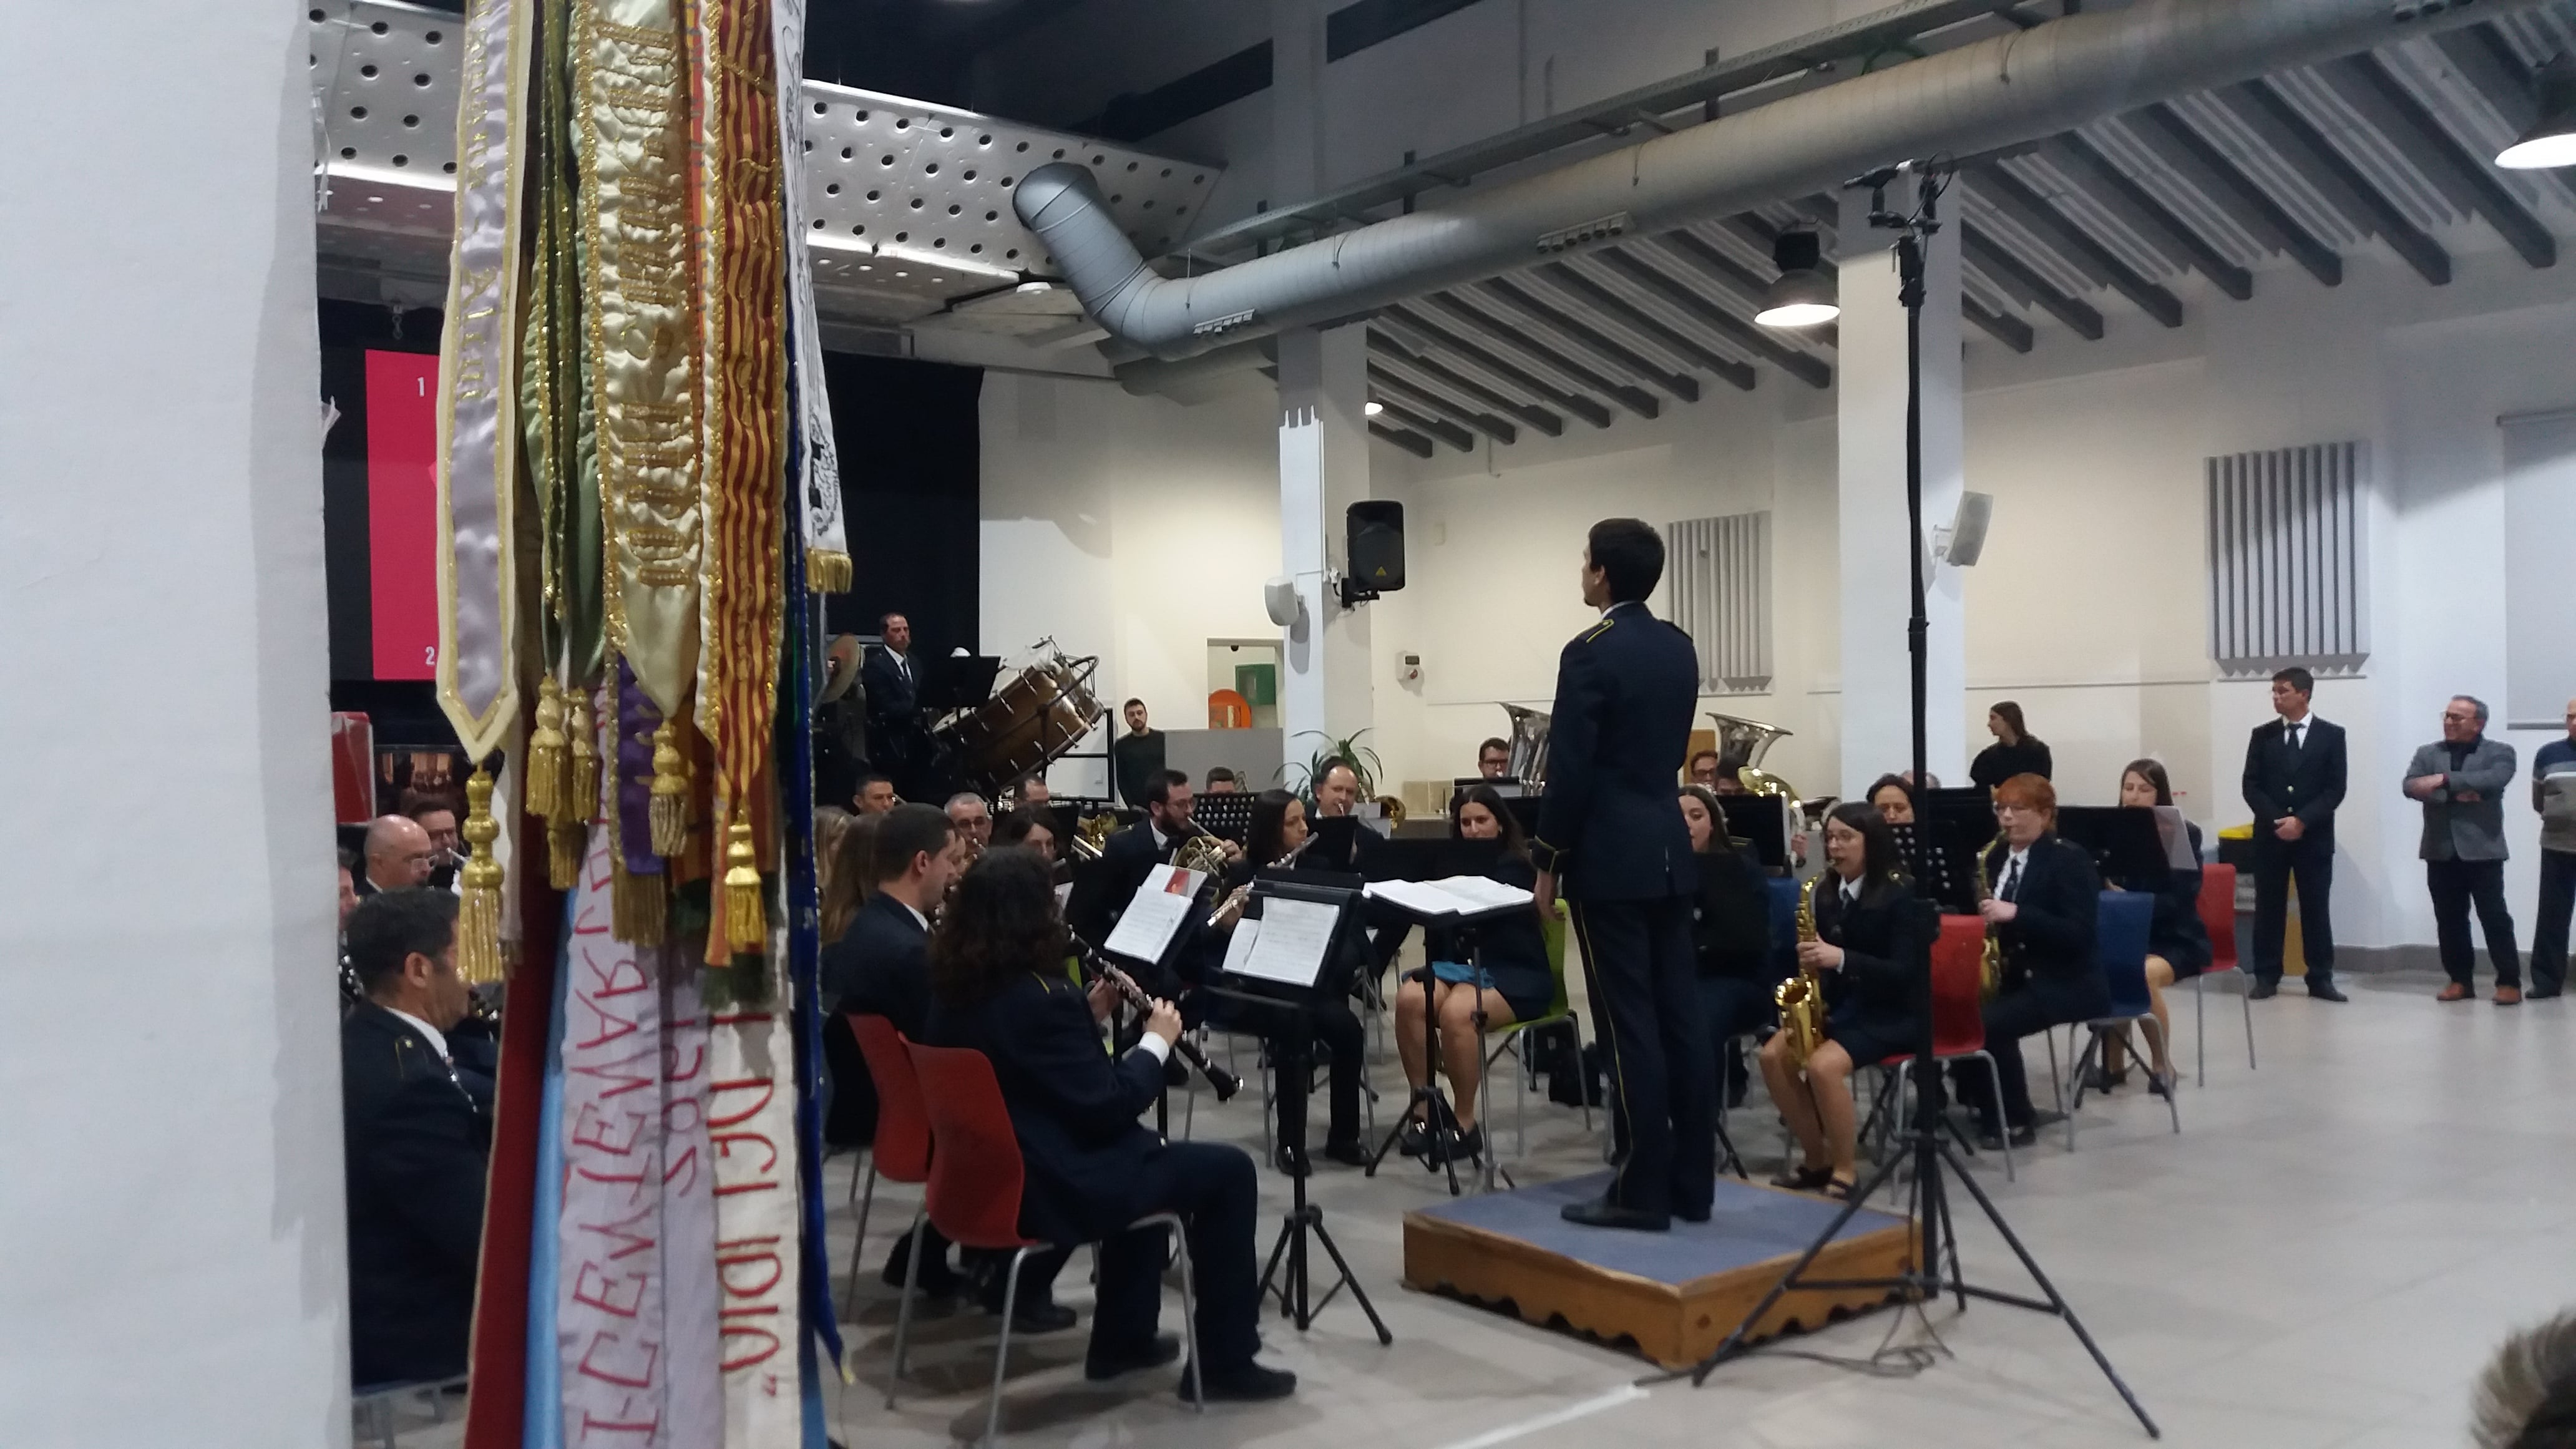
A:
845 1015 932 1317
1870 915 2016 1181
899 1041 1205 1443
2190 864 2257 1084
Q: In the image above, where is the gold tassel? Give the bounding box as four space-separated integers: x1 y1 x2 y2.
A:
806 547 852 593
613 857 667 946
723 818 765 953
457 766 507 984
548 818 582 890
566 691 600 819
526 678 565 821
649 721 689 857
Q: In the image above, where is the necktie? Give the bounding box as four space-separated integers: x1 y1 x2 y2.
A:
2286 721 2301 751
2001 856 2022 902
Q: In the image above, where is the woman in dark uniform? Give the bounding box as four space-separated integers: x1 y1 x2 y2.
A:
1391 786 1556 1164
1970 701 2053 793
2094 758 2209 1096
1961 773 2109 1148
1679 784 1778 1109
1199 789 1368 1169
1754 803 1929 1199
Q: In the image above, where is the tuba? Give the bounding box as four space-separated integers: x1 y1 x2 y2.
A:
1500 704 1553 784
1774 874 1826 1073
1707 711 1793 797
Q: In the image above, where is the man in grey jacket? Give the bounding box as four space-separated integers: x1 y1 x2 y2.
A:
2527 697 2576 999
2405 695 2522 1003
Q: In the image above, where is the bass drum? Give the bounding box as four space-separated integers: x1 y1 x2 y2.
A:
940 653 1105 797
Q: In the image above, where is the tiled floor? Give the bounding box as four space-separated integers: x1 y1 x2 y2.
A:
379 969 2570 1447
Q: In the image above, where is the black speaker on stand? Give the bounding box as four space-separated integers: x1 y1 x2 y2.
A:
1341 500 1405 606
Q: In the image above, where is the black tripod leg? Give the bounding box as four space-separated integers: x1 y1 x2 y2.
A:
1256 1214 1295 1315
1684 1146 1910 1385
1932 1138 2160 1438
1304 1217 1394 1345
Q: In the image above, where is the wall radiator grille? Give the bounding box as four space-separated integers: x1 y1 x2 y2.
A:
1664 511 1771 695
2205 442 2369 675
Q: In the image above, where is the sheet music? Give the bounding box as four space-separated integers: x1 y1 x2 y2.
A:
1101 863 1206 965
1237 897 1339 987
2152 806 2198 868
1362 876 1532 917
1431 874 1534 912
1218 918 1262 978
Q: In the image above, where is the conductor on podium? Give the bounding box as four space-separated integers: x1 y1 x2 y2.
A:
1531 519 1711 1232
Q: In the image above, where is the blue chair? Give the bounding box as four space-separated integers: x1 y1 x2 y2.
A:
2065 890 2180 1149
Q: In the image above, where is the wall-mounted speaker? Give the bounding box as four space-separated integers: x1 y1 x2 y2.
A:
1943 491 1995 567
1263 576 1300 627
1347 500 1406 593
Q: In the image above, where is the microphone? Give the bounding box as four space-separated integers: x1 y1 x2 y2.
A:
1845 159 1920 190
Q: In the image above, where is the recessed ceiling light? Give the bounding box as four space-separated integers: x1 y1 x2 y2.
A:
1364 400 1385 416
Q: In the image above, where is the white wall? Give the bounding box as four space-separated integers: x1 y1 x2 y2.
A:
0 7 348 1445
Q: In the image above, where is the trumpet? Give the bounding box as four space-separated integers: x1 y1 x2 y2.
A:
1773 875 1825 1073
1971 827 2009 1000
1068 939 1242 1101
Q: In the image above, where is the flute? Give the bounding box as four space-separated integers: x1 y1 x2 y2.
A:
1204 831 1320 928
1068 939 1242 1101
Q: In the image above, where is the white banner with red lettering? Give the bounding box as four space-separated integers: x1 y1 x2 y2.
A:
710 957 806 1445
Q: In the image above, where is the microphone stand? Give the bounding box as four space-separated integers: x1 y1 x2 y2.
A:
1664 162 2158 1442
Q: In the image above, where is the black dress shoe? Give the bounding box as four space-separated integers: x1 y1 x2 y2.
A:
2307 981 2349 1003
2529 986 2564 1000
987 1298 1078 1334
1559 1196 1671 1232
1444 1125 1486 1163
2248 979 2280 1000
1183 1360 1299 1402
1319 1138 1372 1168
884 1254 963 1296
1085 1332 1180 1381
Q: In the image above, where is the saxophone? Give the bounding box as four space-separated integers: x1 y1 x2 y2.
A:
1774 874 1825 1073
1971 828 2010 1000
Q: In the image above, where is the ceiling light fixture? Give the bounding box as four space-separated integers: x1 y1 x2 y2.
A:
2497 53 2576 170
1364 400 1385 416
1754 230 1839 328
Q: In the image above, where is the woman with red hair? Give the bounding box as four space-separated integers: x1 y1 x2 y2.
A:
1961 774 2109 1149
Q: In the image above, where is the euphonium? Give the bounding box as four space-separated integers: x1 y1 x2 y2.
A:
1068 810 1120 861
1774 874 1826 1073
1971 827 2009 1000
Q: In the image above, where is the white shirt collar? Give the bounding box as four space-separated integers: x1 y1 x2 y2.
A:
1840 875 1861 904
1149 821 1174 852
2006 842 2033 871
892 896 929 933
384 1005 449 1062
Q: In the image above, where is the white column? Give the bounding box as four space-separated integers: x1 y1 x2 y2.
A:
0 11 348 1445
1837 188 1968 795
1277 324 1376 755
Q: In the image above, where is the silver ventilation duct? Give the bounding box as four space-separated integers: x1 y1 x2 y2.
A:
1018 0 2539 361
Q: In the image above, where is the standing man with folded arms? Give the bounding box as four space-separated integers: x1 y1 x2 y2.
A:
2406 695 2522 1004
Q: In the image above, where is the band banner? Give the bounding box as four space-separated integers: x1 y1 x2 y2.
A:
769 0 849 593
710 981 806 1445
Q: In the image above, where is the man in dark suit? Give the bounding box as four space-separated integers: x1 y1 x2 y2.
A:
862 612 932 799
2241 666 2350 1002
1532 519 1709 1232
340 888 487 1386
1066 771 1234 985
819 804 978 1299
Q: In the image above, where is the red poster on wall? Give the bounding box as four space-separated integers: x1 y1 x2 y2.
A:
366 350 440 681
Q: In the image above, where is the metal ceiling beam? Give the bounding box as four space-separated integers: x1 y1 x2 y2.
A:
1374 396 1476 452
2321 54 2555 270
2213 80 2450 286
1369 421 1437 459
2045 133 2255 300
1365 329 1564 436
1538 261 1760 393
1368 363 1518 445
2129 104 2343 287
1960 224 2105 338
1484 276 1703 402
1430 292 1662 420
1964 297 2036 353
1971 163 2185 326
1382 304 1616 429
1633 239 1838 386
2431 24 2576 207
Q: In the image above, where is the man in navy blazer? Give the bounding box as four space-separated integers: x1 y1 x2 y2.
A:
340 889 487 1386
1533 519 1710 1231
2240 667 2349 1002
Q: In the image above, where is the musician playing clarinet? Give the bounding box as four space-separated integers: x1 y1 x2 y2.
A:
1531 519 1710 1232
1203 789 1369 1168
924 848 1297 1402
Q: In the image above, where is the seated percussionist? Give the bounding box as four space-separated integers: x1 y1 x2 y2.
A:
1389 787 1556 1164
1957 773 2109 1149
922 847 1297 1402
1755 803 1930 1199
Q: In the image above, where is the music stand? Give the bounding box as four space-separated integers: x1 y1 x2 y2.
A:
1189 789 1256 843
1212 879 1393 1345
2056 806 2175 889
915 654 1001 713
1718 795 1790 871
1359 838 1519 1196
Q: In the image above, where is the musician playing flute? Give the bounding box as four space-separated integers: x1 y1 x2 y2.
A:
924 848 1299 1403
1754 805 1931 1200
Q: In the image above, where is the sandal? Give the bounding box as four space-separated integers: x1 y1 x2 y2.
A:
1825 1176 1860 1201
1769 1163 1833 1191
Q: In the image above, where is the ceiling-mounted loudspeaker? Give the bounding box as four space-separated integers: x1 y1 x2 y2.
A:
1264 577 1300 627
1941 491 1996 567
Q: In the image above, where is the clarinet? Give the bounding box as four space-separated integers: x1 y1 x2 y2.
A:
1068 939 1242 1101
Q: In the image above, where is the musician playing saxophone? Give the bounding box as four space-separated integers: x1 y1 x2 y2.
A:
1959 773 2109 1151
1754 803 1930 1199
